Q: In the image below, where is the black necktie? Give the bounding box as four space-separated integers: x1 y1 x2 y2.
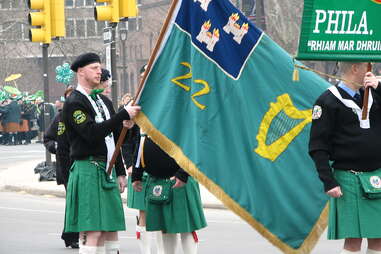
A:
91 95 106 120
353 93 362 108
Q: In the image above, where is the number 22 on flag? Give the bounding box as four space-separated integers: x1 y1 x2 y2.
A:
171 62 211 110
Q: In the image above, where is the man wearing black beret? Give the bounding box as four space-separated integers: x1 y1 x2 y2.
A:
63 52 141 254
70 52 102 72
99 68 112 97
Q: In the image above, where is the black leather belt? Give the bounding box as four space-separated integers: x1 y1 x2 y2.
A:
88 155 107 162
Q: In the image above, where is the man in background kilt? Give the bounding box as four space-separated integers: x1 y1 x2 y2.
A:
62 52 141 254
132 135 207 254
122 65 164 254
309 62 381 254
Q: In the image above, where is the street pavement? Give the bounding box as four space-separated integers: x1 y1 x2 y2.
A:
0 143 342 253
0 143 45 172
0 192 261 254
0 191 342 254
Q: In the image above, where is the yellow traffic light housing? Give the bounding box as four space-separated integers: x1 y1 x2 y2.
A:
94 0 120 23
120 0 138 18
28 0 51 43
50 0 66 38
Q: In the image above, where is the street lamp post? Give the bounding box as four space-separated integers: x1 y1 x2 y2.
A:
120 28 128 95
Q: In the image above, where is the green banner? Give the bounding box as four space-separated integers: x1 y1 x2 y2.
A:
296 0 381 61
135 0 331 253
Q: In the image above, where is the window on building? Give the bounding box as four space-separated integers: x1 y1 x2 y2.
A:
21 23 29 40
130 72 135 94
11 0 20 9
96 21 106 36
5 23 22 40
85 0 93 6
139 45 142 59
134 45 138 59
1 1 11 9
125 73 129 93
127 17 142 31
13 23 21 40
66 0 74 8
129 46 133 59
77 20 85 38
137 16 142 31
66 19 75 38
127 18 136 31
242 0 256 16
2 26 10 40
75 0 84 7
86 20 96 37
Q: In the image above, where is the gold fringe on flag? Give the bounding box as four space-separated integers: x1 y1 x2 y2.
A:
134 112 329 254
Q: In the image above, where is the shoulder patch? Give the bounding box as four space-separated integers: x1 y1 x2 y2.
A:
73 110 87 124
312 105 322 120
57 122 66 135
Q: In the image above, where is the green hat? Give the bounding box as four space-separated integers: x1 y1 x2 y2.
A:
34 90 44 98
0 90 8 101
3 86 21 95
26 95 37 101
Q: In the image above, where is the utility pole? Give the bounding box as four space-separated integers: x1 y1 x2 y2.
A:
120 27 128 94
95 0 139 108
42 43 51 165
28 0 65 166
110 22 118 109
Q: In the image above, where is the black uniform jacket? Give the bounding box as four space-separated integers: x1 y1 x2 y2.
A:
121 123 140 168
44 110 72 185
309 84 381 191
130 130 189 183
62 90 130 177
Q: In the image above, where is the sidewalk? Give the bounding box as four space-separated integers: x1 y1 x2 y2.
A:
0 159 225 209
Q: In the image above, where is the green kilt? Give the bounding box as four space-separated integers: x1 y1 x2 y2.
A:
127 173 148 210
64 158 126 233
145 175 207 233
328 169 381 239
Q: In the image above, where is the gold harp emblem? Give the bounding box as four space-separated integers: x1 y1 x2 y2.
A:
254 94 312 161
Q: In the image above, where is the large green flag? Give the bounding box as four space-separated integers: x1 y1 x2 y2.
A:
135 0 330 253
297 0 381 61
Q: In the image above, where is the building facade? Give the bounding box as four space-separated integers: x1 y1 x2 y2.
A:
0 0 180 102
3 0 320 104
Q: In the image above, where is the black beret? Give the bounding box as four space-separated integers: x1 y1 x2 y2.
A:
71 52 101 72
101 68 111 82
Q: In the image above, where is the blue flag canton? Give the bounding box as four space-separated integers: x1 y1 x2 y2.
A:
175 0 263 79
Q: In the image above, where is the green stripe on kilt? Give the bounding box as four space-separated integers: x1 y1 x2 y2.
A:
64 159 125 232
145 175 207 233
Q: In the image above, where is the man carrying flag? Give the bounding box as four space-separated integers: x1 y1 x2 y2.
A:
309 62 381 254
63 52 141 254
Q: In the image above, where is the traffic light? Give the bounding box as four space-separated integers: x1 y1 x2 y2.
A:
94 0 120 23
50 0 65 38
28 0 51 43
120 0 138 18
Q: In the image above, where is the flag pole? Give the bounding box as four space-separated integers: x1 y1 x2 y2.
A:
107 0 179 176
361 62 372 120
